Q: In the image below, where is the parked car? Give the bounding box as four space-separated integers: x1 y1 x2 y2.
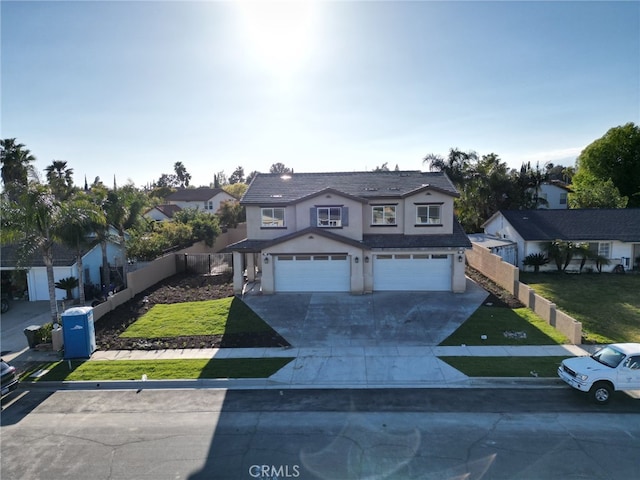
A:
1 359 19 396
558 343 640 404
1 292 9 314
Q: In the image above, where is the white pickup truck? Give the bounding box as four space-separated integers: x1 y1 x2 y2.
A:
558 343 640 404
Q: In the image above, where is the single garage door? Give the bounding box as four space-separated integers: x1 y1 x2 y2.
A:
274 254 351 292
373 253 452 291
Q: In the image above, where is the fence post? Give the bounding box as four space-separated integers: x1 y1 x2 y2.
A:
184 253 188 273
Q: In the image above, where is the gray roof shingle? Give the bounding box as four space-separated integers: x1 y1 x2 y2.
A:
166 187 225 202
242 171 458 205
498 209 640 241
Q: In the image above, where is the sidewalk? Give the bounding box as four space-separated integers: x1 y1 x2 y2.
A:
18 344 591 391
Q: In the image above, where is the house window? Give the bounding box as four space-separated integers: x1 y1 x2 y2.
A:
372 205 396 225
261 207 285 227
589 242 610 258
317 207 342 227
416 205 441 225
559 193 567 205
204 200 214 210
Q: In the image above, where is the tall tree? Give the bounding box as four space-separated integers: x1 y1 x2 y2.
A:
45 160 74 199
173 162 191 187
269 163 292 174
229 166 245 185
424 149 477 185
569 178 628 209
573 122 640 207
104 184 147 287
246 170 260 184
0 183 62 323
1 139 36 199
57 192 105 304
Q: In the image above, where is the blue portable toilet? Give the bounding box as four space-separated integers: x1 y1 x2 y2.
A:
62 306 96 359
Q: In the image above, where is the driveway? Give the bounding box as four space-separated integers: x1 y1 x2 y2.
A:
243 278 489 347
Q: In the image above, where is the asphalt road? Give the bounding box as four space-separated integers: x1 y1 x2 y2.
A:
2 388 640 480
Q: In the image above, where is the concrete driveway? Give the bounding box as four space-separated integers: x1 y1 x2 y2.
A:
243 278 489 347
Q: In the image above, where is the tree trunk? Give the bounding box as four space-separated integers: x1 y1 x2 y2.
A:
101 240 109 293
76 249 85 305
43 248 58 324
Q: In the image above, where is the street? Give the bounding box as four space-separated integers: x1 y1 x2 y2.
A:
2 387 640 479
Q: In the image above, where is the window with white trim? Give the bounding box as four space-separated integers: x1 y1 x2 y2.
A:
317 207 342 227
559 193 567 205
416 205 441 225
372 205 396 225
261 207 285 227
589 242 610 258
204 200 214 210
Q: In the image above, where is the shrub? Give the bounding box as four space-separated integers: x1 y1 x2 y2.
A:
523 253 549 273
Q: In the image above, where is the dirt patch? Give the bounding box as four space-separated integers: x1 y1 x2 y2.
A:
94 273 290 351
466 266 525 309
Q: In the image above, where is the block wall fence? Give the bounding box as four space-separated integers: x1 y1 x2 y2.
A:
466 243 583 344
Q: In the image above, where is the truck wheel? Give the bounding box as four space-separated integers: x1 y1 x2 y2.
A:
589 382 612 405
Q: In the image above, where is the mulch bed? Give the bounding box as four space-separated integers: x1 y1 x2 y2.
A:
94 273 290 351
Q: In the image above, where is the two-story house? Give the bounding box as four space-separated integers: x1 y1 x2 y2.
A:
227 171 470 294
165 187 236 213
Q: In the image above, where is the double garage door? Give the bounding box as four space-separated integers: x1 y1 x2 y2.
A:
274 254 351 292
373 254 452 291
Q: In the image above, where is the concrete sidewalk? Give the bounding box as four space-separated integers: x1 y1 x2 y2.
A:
17 344 591 391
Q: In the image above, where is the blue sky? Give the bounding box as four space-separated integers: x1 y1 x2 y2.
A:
2 1 638 188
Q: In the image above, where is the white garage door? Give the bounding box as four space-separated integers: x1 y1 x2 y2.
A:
373 254 452 291
274 254 351 292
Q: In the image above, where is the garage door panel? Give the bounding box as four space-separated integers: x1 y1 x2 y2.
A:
373 254 451 291
275 255 350 292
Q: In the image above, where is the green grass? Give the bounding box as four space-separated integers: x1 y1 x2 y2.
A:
440 356 571 377
439 306 569 346
29 357 294 382
121 296 272 338
520 272 640 344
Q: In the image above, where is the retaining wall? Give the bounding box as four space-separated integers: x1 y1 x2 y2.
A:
467 242 582 344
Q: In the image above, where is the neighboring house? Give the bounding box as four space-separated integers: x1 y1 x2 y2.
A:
467 233 518 265
226 171 470 294
482 209 640 272
165 187 236 213
143 204 182 222
534 181 571 209
0 240 125 301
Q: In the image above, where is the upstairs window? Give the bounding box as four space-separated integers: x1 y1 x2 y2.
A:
372 205 396 225
261 207 285 227
416 205 441 225
317 207 342 227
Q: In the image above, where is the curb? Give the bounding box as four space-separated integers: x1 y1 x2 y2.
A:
20 377 566 392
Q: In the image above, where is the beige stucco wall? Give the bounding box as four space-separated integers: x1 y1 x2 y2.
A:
402 189 455 235
295 193 364 241
260 234 365 294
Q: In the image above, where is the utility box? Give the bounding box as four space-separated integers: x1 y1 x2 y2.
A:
62 307 96 359
51 324 64 352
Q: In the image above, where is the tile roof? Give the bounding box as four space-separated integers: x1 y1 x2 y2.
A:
166 187 225 202
154 204 182 218
241 171 459 205
496 209 640 241
1 243 83 268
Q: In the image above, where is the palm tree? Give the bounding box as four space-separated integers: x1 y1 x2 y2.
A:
57 192 105 304
45 160 74 199
105 185 147 287
0 183 62 323
1 139 36 199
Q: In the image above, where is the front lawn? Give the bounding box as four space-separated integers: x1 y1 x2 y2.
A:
30 357 294 381
520 272 640 344
440 306 569 346
440 356 570 377
120 296 272 338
